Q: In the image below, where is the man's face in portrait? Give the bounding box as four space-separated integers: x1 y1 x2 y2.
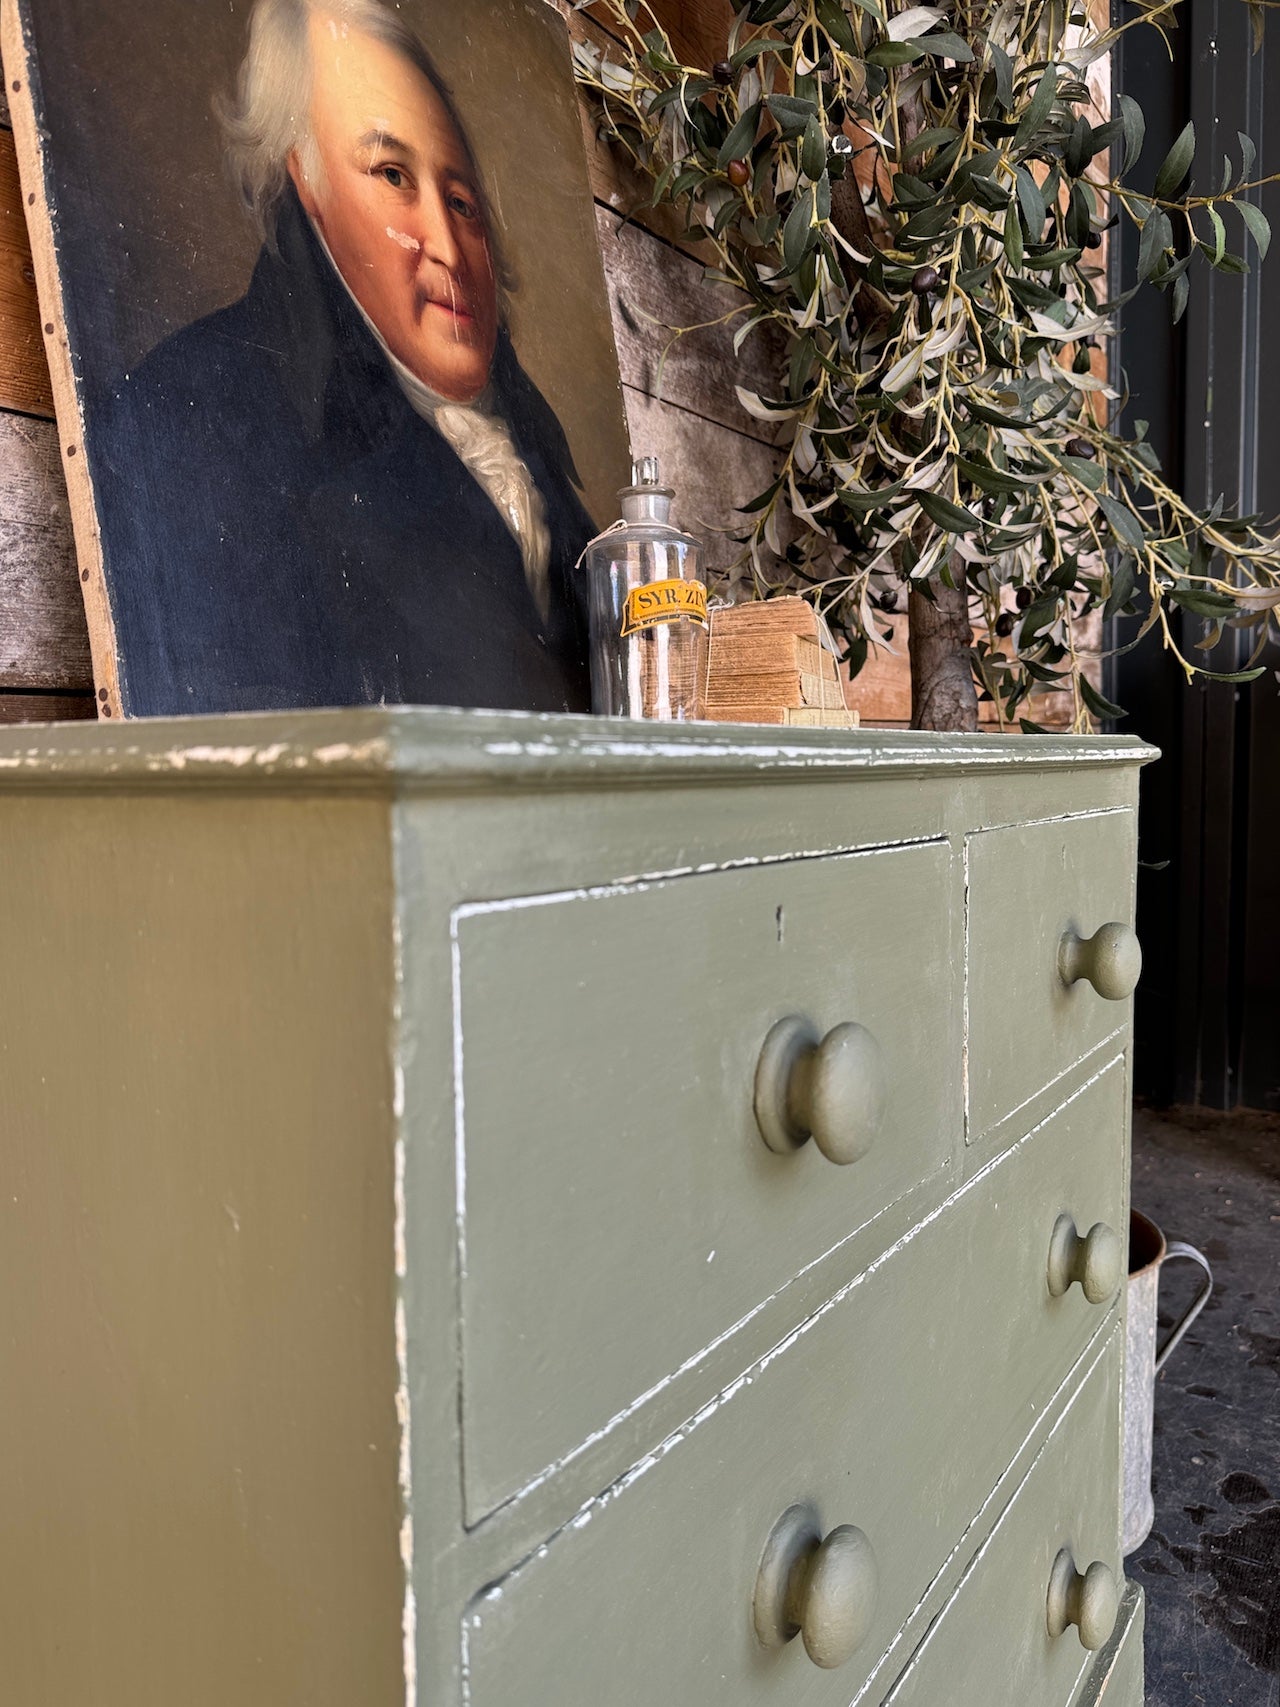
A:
289 13 500 403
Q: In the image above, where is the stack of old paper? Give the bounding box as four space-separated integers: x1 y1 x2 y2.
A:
703 598 859 727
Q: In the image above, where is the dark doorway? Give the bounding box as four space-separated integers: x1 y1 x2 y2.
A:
1114 1 1280 1111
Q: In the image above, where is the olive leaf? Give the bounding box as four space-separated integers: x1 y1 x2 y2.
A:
1154 121 1196 200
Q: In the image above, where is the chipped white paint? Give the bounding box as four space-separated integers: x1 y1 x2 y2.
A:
478 732 1156 776
450 917 469 1289
977 1024 1127 1151
991 804 1132 834
876 1337 1107 1706
460 1052 1125 1638
387 227 422 252
449 838 951 1522
452 836 944 926
394 1136 408 1285
159 743 268 770
310 739 390 766
858 1327 1116 1707
461 1134 950 1524
453 879 655 922
401 1584 418 1707
0 709 1156 793
394 1296 416 1707
962 806 1136 1148
961 834 972 1138
388 891 415 1707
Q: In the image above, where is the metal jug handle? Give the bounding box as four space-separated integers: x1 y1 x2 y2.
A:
1154 1241 1214 1374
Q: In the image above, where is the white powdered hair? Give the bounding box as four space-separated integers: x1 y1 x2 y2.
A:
216 0 513 299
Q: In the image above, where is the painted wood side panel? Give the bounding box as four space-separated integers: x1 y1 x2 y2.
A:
881 1334 1123 1707
455 840 961 1520
966 811 1139 1145
461 1061 1127 1706
0 791 406 1707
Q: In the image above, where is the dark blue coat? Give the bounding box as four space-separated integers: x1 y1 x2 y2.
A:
92 188 597 716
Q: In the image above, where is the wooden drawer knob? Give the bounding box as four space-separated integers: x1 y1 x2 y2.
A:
1046 1549 1119 1651
754 1505 879 1670
1046 1213 1123 1304
754 1017 886 1165
1058 923 1141 1000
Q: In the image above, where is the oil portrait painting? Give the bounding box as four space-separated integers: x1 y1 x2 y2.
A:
4 0 631 715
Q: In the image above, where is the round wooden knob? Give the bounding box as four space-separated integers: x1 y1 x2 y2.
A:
1046 1549 1119 1651
1058 923 1142 1001
754 1017 886 1165
754 1505 879 1670
1046 1213 1123 1304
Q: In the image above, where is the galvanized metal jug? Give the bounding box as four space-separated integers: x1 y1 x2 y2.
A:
1123 1209 1214 1554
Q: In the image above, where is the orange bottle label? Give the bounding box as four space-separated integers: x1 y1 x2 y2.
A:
620 579 708 637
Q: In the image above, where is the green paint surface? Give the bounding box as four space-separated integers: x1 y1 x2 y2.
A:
0 710 1153 1704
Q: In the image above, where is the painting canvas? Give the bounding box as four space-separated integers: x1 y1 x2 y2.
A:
2 0 631 716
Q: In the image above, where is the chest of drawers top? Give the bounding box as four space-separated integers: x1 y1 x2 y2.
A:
0 708 1155 1707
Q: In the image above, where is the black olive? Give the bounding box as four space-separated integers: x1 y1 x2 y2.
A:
713 60 734 86
995 611 1017 637
1084 231 1103 249
1015 586 1034 610
1066 437 1097 459
911 265 941 295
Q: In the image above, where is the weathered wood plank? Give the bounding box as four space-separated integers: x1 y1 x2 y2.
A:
0 126 54 417
844 608 1087 731
0 409 92 690
584 0 734 71
846 635 913 725
597 206 784 444
555 3 714 261
0 690 93 722
621 384 777 596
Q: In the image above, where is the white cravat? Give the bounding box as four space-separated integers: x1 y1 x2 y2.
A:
312 224 552 621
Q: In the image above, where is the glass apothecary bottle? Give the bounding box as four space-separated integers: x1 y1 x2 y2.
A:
584 457 709 720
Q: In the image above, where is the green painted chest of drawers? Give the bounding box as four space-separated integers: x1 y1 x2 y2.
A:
0 708 1155 1705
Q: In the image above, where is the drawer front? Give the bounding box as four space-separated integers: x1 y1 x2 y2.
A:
454 841 960 1520
966 811 1138 1144
881 1332 1125 1707
461 1061 1127 1705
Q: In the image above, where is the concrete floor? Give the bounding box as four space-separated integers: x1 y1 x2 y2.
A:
1129 1105 1280 1706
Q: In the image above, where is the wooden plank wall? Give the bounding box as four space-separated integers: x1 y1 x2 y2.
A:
0 1 913 726
0 68 95 721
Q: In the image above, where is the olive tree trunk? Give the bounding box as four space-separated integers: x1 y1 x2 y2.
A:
908 570 979 732
830 143 979 734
